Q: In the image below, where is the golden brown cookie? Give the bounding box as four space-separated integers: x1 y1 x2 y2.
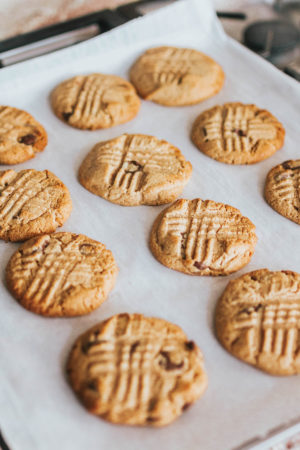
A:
216 269 300 376
6 232 118 317
51 73 140 130
150 198 257 276
0 169 72 242
130 46 224 106
78 134 192 206
191 102 285 164
265 160 300 225
66 313 207 426
0 106 47 164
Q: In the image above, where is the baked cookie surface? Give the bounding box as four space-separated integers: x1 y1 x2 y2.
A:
130 46 224 106
191 103 285 164
150 198 257 276
66 313 207 426
0 169 72 241
6 232 118 317
0 106 47 164
265 160 300 225
216 269 300 375
78 134 192 206
51 73 140 130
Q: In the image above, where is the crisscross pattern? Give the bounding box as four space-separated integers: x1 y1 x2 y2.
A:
67 313 207 426
265 160 300 225
51 73 140 130
0 106 47 164
0 169 71 241
79 134 192 206
150 198 257 275
216 269 300 375
130 46 224 106
192 103 285 164
135 47 205 89
6 232 118 317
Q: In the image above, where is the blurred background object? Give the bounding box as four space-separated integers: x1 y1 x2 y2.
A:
212 0 300 77
0 0 131 40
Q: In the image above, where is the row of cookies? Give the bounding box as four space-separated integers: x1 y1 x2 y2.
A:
0 100 285 167
0 168 257 279
1 118 295 229
2 45 299 429
0 46 223 165
1 180 255 314
1 102 294 226
1 46 283 166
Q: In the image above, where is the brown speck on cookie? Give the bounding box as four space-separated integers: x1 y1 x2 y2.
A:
18 133 36 145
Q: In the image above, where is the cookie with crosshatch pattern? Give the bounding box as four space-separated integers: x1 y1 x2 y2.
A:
6 232 118 317
129 46 224 106
78 134 192 206
265 160 300 225
0 169 71 242
51 73 140 130
150 198 257 276
191 102 285 164
216 269 300 375
0 106 47 164
66 313 207 426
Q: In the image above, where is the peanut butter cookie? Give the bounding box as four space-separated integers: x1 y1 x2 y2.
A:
150 198 257 276
130 46 224 106
216 269 300 375
265 160 300 225
0 106 47 164
78 134 192 206
51 73 140 130
6 232 118 317
66 313 207 426
191 103 285 164
0 169 72 241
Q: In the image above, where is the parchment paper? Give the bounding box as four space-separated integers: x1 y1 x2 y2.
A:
0 1 300 449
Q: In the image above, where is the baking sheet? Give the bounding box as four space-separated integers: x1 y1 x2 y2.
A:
0 1 300 449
